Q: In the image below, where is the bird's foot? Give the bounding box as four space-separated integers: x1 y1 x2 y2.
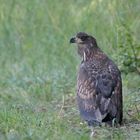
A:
90 127 96 138
112 118 116 127
90 130 95 137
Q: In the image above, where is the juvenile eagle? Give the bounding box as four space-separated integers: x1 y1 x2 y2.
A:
70 32 122 135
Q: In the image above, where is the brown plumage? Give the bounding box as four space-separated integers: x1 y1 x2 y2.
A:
70 32 123 130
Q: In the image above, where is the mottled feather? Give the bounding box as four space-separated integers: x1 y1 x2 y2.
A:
70 32 123 126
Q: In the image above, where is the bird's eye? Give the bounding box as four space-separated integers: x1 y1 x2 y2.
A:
80 36 88 41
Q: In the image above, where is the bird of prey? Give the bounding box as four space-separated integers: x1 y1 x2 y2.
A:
70 32 122 136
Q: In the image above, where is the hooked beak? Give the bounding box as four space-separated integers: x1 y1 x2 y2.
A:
70 37 76 43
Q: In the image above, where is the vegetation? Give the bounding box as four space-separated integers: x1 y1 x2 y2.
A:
0 0 140 139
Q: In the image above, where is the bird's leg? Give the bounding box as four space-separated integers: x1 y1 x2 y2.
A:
112 118 116 127
90 126 95 137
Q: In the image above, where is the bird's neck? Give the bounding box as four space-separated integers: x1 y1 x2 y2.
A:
82 47 104 62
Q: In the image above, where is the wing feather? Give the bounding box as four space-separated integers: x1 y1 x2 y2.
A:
77 60 122 125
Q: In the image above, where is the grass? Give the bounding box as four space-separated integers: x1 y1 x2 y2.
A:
0 0 140 139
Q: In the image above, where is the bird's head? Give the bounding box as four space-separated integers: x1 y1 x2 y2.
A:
70 32 98 59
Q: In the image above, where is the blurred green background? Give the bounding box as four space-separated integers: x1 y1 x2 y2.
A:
0 0 140 140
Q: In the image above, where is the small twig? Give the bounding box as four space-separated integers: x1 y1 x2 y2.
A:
130 44 140 74
127 112 134 117
134 104 140 117
58 95 65 118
